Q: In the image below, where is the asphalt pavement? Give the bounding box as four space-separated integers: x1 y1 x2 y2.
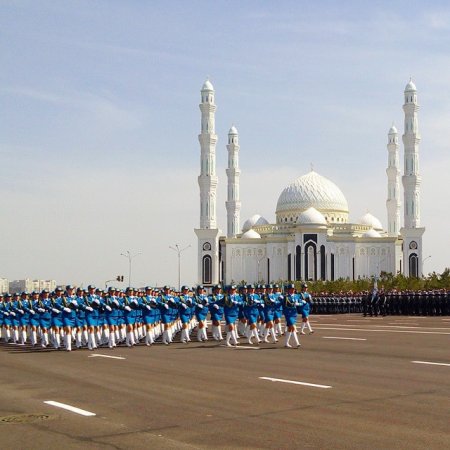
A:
1 314 449 449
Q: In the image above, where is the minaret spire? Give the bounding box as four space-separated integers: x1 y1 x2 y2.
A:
386 124 401 236
226 125 241 238
402 79 421 228
198 79 218 229
400 79 425 277
194 79 221 286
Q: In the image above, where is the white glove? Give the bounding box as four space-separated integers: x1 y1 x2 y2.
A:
71 300 78 307
64 307 71 313
52 308 60 314
38 308 45 313
19 309 24 314
197 304 204 309
213 304 219 310
29 310 35 315
279 295 284 300
145 305 151 310
10 311 16 316
124 306 132 312
181 304 188 309
93 299 100 305
113 299 119 306
233 300 239 305
105 305 112 312
86 306 94 312
132 299 138 305
4 312 9 316
164 304 169 310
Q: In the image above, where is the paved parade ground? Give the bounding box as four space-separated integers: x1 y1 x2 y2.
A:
1 314 449 450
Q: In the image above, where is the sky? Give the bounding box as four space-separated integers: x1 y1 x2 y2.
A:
0 0 449 288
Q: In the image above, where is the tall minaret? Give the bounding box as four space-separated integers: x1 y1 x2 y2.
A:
226 125 241 238
386 124 401 237
400 79 425 277
198 78 218 229
194 79 221 286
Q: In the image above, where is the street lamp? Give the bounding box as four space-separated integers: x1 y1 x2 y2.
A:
169 243 191 291
120 251 142 287
422 255 431 277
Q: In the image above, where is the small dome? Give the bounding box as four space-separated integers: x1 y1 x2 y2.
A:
202 79 214 91
360 212 383 230
389 124 397 134
229 125 238 135
241 229 261 239
242 214 269 232
405 79 417 92
297 207 327 225
362 229 381 238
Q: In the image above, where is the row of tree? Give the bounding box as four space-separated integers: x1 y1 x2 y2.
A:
239 268 450 294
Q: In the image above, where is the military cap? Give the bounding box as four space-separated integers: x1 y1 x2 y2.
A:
87 285 95 290
246 284 255 289
301 283 308 289
196 285 204 291
213 284 222 290
4 293 12 297
41 289 49 294
273 284 280 289
266 284 273 289
21 291 29 296
286 283 295 289
181 285 189 291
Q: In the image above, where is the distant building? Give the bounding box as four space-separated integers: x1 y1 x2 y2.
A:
0 278 8 294
9 279 57 294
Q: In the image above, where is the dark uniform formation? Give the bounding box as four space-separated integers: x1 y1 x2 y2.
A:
0 283 314 351
312 289 450 316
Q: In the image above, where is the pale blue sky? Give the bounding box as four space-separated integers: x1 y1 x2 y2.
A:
1 1 449 287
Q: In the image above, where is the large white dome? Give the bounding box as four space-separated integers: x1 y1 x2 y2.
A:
276 171 349 223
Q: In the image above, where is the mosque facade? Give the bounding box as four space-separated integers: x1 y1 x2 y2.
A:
194 79 425 286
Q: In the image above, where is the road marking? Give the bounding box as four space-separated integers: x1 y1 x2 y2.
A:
314 326 450 335
44 401 96 416
322 336 366 341
259 377 332 389
412 361 450 367
235 345 260 350
88 354 126 360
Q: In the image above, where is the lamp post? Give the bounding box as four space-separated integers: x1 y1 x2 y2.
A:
120 251 142 287
169 244 191 291
421 255 431 277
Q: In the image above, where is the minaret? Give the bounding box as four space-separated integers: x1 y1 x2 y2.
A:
226 125 241 238
194 79 221 286
400 79 425 277
386 124 401 236
198 79 218 229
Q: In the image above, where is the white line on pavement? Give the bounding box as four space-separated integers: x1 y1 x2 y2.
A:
412 361 450 367
235 346 260 350
88 354 126 360
44 401 96 416
259 377 332 389
314 326 450 335
322 336 367 341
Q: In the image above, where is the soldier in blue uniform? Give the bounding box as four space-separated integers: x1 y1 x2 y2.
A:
299 283 314 335
282 284 301 348
75 288 87 348
158 286 174 344
178 286 193 343
50 288 64 349
194 285 209 342
273 284 284 337
62 285 78 351
84 285 100 350
18 292 31 345
223 285 242 346
37 289 52 347
1 293 12 342
28 291 41 346
209 285 224 341
261 284 279 343
243 285 262 344
141 286 157 346
237 285 248 338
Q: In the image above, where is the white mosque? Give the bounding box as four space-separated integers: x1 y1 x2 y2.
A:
194 79 425 286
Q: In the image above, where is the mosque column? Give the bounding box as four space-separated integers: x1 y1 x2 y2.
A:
226 126 241 238
400 79 425 277
386 125 401 237
194 79 221 286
